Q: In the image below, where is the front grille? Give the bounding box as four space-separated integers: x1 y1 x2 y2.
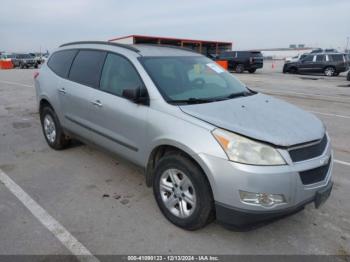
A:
289 135 328 162
299 157 331 185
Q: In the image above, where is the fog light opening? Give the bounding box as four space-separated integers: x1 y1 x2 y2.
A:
239 191 286 207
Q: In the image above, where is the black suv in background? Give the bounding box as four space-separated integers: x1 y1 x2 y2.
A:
215 51 263 73
283 53 348 76
12 53 38 68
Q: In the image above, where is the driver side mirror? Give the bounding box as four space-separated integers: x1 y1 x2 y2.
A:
122 87 149 106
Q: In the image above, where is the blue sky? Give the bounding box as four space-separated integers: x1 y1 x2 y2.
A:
1 0 349 52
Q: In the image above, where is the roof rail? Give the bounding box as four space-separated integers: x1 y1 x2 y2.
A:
135 43 199 54
59 41 140 53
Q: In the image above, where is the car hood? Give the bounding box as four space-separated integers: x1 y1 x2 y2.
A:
180 93 324 147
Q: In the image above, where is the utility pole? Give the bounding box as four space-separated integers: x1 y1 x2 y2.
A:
346 37 349 53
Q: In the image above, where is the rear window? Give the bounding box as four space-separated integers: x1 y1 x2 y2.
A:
68 50 106 88
219 52 236 59
48 50 77 78
329 54 344 62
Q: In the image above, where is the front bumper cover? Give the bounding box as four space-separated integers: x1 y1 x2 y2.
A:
215 180 333 229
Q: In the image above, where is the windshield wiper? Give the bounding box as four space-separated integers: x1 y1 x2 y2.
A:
224 90 255 99
168 97 217 105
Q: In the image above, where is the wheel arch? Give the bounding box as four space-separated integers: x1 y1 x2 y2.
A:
39 97 54 116
145 143 215 197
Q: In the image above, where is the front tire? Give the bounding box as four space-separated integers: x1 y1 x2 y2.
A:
153 154 214 230
248 69 256 73
40 106 70 150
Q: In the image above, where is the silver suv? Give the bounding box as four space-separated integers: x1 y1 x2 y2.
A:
35 41 333 230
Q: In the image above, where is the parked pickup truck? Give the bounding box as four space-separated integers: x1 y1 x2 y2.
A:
13 53 38 69
215 51 264 73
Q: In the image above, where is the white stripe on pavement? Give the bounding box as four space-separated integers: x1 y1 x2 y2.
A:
0 80 34 88
308 111 350 120
254 89 350 101
334 159 350 166
0 169 100 262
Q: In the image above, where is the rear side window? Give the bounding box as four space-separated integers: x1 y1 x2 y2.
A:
69 50 107 88
316 55 325 62
329 54 344 62
100 53 143 96
48 50 77 78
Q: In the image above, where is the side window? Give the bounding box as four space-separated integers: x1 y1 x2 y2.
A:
69 50 106 88
329 54 344 62
303 55 314 62
48 50 77 78
316 55 325 62
99 53 143 96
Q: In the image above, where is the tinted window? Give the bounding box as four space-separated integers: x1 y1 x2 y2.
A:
251 52 262 57
100 53 143 96
48 50 77 78
316 55 325 62
236 52 249 58
329 54 344 62
69 50 106 88
303 55 314 62
220 52 235 59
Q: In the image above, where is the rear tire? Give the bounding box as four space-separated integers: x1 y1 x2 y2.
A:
153 154 215 230
40 106 70 150
248 69 256 73
324 66 335 77
235 64 245 73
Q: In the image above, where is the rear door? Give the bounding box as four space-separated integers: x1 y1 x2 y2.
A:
60 49 107 139
312 54 326 72
88 52 149 164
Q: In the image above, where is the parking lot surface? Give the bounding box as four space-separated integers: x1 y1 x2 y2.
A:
0 62 349 257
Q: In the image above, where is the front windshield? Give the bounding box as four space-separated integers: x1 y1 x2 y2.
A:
140 56 248 103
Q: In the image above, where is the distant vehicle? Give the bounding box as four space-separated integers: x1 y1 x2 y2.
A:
216 51 264 73
283 53 348 76
285 53 308 63
13 53 38 69
0 53 16 62
29 53 45 65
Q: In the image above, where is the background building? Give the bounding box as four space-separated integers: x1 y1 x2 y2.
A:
109 35 232 56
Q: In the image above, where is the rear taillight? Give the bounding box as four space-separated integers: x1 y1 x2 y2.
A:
34 72 39 79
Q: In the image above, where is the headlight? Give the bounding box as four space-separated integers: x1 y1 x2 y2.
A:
212 128 286 165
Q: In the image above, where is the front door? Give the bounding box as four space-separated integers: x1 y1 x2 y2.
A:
88 52 149 165
298 54 315 73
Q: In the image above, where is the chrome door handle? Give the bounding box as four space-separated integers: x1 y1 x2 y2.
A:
91 100 103 107
58 88 66 94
